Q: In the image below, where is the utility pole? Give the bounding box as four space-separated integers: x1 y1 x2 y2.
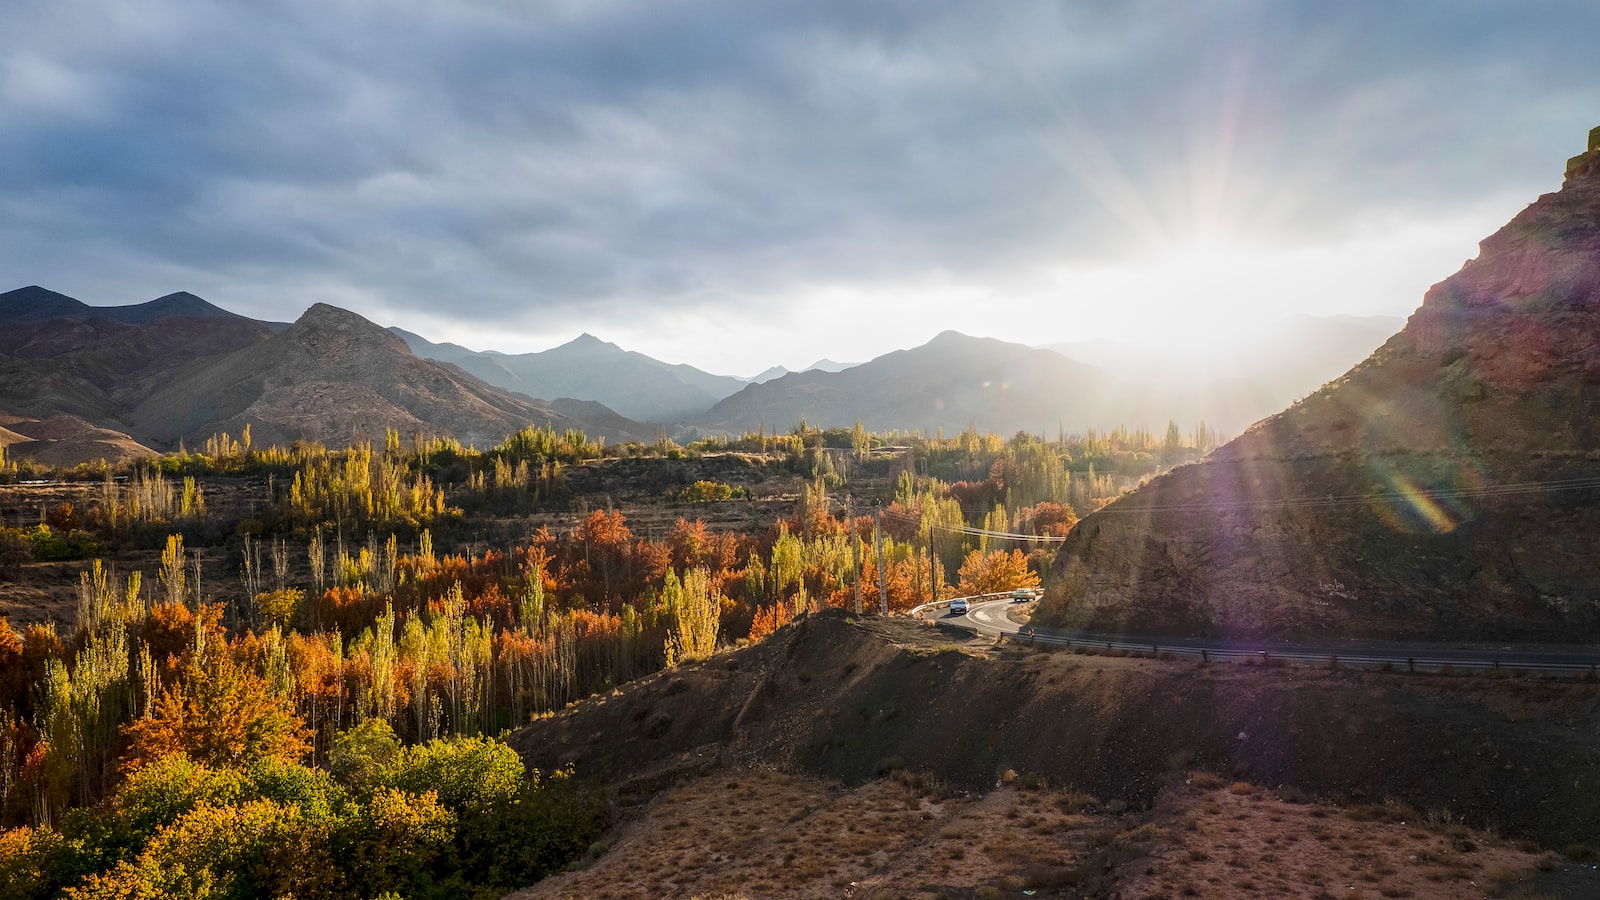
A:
875 509 888 615
848 495 862 615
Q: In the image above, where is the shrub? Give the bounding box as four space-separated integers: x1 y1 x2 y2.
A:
98 756 247 856
243 757 345 820
1564 843 1596 861
67 798 310 900
0 825 82 900
677 480 736 505
0 528 32 578
329 719 402 796
24 525 98 562
455 768 608 889
337 787 457 896
371 734 523 812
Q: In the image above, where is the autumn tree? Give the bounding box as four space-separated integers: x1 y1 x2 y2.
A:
955 549 1040 597
747 601 794 643
664 568 719 665
123 644 312 771
1015 501 1077 538
575 509 632 603
157 534 187 608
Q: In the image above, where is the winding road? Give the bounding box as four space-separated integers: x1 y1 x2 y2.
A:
920 595 1600 678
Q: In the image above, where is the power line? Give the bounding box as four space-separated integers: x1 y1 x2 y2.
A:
876 472 1600 534
878 509 1070 543
1091 473 1600 514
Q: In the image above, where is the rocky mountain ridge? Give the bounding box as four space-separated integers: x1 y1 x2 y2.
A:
0 296 652 462
390 327 747 423
3 282 1403 455
125 302 651 450
0 285 249 324
1038 126 1600 642
691 326 1392 438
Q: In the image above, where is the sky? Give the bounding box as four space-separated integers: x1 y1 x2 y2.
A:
2 1 1598 377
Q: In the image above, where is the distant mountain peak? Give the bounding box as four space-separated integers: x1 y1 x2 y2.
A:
1 286 256 326
6 285 69 300
749 365 790 383
562 332 619 351
0 285 91 321
286 303 412 355
135 291 241 320
802 358 859 374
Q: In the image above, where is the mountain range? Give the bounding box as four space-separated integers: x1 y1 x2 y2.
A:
389 328 747 423
0 289 653 463
1038 127 1600 643
0 291 1400 465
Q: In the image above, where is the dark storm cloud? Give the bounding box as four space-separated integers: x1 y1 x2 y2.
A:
1 0 1596 333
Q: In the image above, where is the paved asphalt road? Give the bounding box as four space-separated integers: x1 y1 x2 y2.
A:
938 598 1600 677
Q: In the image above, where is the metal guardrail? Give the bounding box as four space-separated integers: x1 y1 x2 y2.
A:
915 589 1011 614
932 598 1600 680
909 590 1037 619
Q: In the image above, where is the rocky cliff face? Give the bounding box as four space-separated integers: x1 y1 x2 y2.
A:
1039 129 1600 642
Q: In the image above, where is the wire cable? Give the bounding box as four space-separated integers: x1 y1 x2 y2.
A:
874 472 1600 533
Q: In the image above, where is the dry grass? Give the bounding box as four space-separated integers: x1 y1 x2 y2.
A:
506 763 1561 899
1119 776 1548 900
506 767 1117 899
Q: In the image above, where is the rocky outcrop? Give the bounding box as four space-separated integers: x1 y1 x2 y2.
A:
1039 128 1600 642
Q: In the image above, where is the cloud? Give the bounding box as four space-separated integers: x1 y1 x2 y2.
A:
2 0 1598 370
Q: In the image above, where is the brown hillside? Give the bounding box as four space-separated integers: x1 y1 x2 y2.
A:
510 611 1600 852
0 412 157 467
126 303 651 449
1038 127 1600 643
0 315 273 434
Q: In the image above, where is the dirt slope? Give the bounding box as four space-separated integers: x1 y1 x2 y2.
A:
0 413 158 467
1038 127 1600 643
510 612 1600 853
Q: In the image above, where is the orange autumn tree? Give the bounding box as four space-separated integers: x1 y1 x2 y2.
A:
747 602 794 643
575 509 633 603
123 644 311 770
955 548 1040 598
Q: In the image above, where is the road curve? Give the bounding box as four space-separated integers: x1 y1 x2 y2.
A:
934 598 1600 678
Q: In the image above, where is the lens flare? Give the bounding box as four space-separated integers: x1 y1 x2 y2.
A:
1366 457 1486 535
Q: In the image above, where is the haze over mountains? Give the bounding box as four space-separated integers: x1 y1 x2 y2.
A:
1040 127 1600 643
389 327 746 423
0 283 1400 465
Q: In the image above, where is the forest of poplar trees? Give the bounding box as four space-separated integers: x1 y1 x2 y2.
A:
0 420 1213 897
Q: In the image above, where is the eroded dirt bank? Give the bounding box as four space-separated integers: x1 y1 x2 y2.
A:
510 611 1600 851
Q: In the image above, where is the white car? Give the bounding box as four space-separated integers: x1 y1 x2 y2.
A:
948 598 970 615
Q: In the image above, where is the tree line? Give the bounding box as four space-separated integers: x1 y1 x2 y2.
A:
0 420 1221 896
